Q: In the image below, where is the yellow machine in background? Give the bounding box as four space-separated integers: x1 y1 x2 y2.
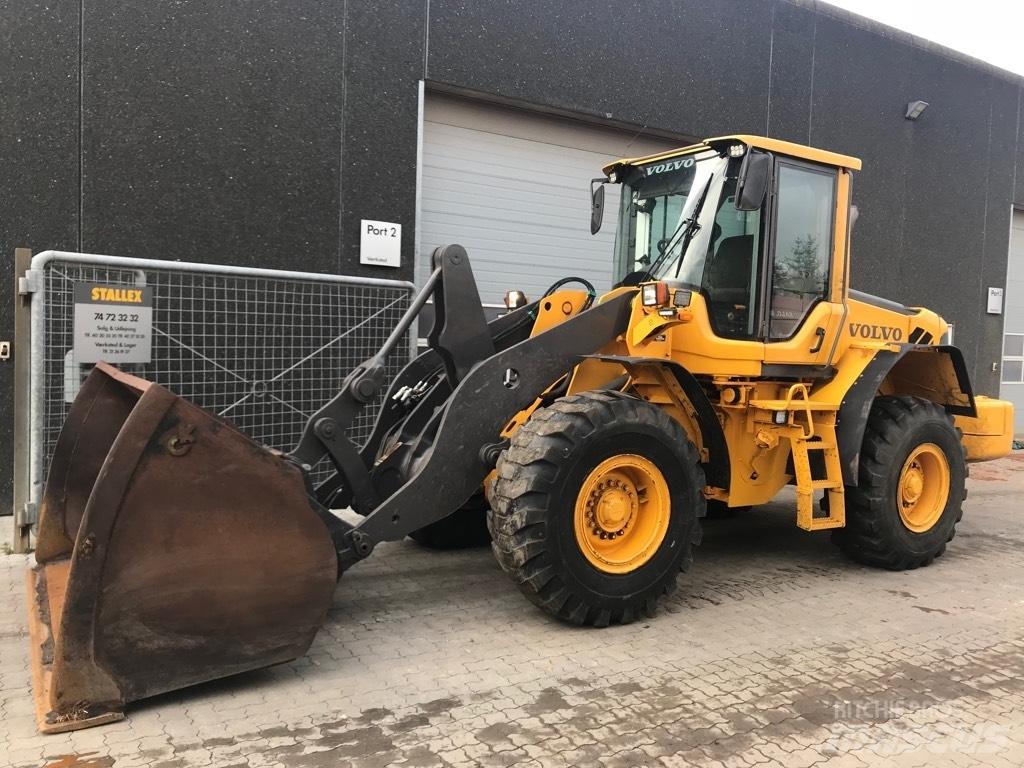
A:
27 135 1013 732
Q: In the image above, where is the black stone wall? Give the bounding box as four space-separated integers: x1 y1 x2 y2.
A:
2 0 1022 514
2 1 81 518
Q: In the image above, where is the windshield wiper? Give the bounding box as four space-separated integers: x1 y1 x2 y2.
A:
640 223 685 282
642 175 714 281
672 175 715 278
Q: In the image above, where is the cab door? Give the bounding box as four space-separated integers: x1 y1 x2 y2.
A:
761 159 850 368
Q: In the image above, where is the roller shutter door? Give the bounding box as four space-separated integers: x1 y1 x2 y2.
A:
1001 209 1024 435
419 94 681 308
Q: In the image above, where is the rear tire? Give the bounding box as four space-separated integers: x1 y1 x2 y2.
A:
834 395 966 569
408 492 492 549
488 390 705 626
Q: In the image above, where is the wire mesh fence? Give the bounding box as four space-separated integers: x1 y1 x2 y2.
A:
35 256 413 487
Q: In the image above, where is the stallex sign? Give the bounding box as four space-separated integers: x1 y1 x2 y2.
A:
73 282 154 363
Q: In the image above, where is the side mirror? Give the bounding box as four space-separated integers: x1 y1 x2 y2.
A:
735 150 771 211
590 178 607 234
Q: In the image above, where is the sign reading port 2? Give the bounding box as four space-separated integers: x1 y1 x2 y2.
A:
73 283 154 363
360 219 402 268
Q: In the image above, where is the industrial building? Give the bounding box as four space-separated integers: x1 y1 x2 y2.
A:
3 0 1024 514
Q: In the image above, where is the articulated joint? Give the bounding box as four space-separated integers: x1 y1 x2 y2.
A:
349 529 374 557
346 365 384 403
314 417 339 441
479 440 509 468
337 529 377 573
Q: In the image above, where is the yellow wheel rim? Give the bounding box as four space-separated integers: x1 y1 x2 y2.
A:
897 443 950 533
573 454 671 574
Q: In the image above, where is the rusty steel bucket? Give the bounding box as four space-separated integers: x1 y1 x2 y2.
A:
27 363 339 733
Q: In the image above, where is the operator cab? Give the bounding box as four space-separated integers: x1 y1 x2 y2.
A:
598 136 860 366
613 147 762 338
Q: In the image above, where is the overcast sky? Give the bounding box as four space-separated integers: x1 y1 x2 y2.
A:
823 0 1024 76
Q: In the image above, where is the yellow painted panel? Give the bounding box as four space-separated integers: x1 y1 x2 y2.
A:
956 396 1014 462
655 293 764 376
603 134 862 175
763 301 845 366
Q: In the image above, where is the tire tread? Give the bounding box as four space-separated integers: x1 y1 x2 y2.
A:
488 390 704 626
835 395 966 570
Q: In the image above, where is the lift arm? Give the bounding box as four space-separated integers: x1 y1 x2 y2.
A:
287 244 635 570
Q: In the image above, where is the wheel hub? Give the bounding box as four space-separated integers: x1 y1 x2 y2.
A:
585 476 636 537
573 455 671 573
896 443 950 533
900 463 925 506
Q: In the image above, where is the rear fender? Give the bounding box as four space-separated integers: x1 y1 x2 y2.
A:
835 345 976 485
881 345 976 415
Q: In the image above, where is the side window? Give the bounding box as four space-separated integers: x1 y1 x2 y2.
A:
769 164 836 339
702 185 762 339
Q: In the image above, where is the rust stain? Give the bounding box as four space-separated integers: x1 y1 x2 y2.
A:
969 465 1010 481
43 754 115 768
29 365 339 730
969 453 1024 481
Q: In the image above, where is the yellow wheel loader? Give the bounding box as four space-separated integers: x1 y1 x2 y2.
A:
26 134 1014 732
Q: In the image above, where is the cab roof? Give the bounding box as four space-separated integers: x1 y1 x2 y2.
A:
602 134 862 176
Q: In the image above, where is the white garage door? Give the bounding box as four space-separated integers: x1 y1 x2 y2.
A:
419 94 683 307
1001 208 1024 435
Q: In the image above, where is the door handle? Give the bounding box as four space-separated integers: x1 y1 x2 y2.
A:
809 327 826 354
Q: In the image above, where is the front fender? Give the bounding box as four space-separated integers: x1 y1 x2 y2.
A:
583 355 730 489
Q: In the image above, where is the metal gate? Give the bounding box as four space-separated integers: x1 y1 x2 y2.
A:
14 250 414 550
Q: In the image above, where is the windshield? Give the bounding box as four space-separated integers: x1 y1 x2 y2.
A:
614 150 730 285
614 148 766 340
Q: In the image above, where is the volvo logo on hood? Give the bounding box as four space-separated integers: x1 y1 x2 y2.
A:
849 323 904 341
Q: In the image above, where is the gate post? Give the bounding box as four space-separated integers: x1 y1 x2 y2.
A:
12 247 33 553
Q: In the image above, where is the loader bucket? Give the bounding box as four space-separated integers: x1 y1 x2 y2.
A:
27 363 339 733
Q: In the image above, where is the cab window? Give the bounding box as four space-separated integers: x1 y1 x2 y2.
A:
769 163 836 339
701 179 763 340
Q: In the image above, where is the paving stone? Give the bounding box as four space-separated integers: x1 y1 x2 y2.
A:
3 458 1024 767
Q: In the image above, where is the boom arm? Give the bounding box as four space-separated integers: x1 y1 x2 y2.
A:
288 245 634 571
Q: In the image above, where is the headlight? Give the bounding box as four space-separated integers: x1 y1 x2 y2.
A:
641 282 669 307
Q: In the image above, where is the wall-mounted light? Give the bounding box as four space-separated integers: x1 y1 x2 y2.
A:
504 289 528 311
905 100 929 120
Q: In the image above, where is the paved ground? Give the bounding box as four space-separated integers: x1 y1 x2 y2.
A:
2 453 1024 768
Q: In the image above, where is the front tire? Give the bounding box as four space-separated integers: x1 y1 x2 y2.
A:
488 391 705 626
834 396 966 569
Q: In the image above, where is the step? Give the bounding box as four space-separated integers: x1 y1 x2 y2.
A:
791 429 846 531
796 488 846 531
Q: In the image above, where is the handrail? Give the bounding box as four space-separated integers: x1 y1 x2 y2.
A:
782 383 815 440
